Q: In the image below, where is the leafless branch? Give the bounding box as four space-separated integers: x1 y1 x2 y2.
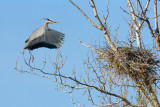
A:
154 0 159 34
69 0 116 51
79 40 104 55
89 0 104 29
89 0 117 51
68 0 101 30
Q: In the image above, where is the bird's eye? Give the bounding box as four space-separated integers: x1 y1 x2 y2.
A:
48 19 52 21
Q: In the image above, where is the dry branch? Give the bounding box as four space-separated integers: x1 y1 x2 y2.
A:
69 0 117 51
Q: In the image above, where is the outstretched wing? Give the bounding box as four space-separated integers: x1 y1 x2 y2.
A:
24 26 64 50
45 29 64 46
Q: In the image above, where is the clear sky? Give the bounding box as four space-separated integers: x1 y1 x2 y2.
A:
0 0 158 107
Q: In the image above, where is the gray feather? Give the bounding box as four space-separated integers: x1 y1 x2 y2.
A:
24 26 64 50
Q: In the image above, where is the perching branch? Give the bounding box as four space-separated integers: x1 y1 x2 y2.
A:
17 49 136 106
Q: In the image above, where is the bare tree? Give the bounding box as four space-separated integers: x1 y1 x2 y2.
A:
16 0 160 106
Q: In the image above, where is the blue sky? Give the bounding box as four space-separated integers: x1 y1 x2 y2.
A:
0 0 159 107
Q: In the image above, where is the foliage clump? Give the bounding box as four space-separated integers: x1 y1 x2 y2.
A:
100 46 159 86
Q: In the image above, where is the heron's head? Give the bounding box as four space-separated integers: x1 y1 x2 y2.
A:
44 18 59 24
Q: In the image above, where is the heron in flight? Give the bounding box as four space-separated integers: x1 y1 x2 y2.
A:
24 18 64 50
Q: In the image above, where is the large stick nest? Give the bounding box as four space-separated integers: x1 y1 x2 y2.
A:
100 47 159 85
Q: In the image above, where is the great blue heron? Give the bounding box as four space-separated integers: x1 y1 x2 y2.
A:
129 41 132 49
24 18 64 50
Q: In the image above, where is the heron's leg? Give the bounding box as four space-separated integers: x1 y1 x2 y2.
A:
29 50 34 63
56 45 62 60
56 44 60 48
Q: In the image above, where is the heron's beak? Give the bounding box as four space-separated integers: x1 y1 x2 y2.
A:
51 21 59 23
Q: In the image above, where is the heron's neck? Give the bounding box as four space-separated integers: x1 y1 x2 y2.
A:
44 21 49 27
44 21 50 30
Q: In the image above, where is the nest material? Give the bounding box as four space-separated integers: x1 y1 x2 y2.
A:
101 47 159 85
